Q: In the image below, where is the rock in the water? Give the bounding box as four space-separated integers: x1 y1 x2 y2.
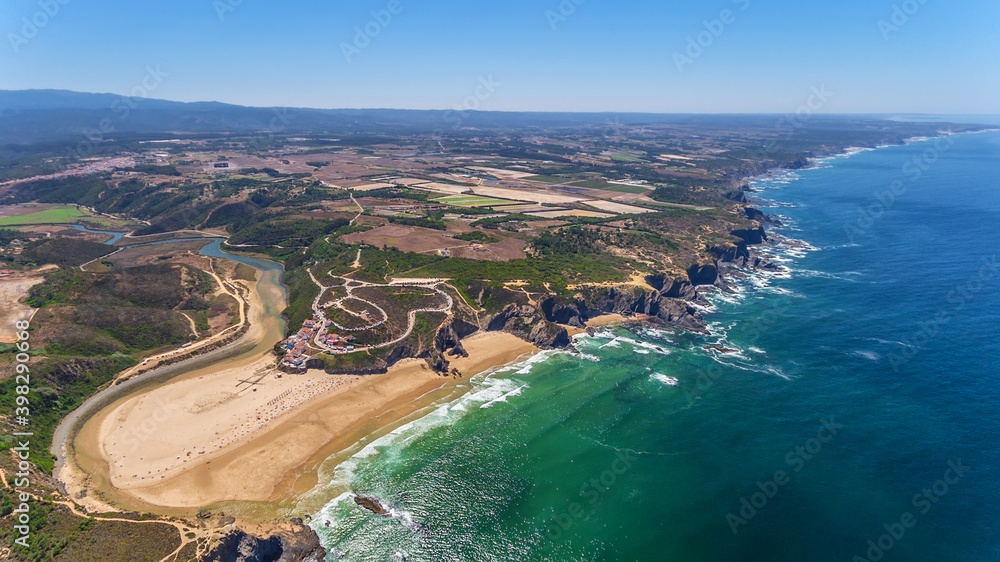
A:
353 495 390 517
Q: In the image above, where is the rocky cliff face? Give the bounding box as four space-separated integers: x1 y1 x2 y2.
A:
741 206 781 225
731 226 768 245
487 304 572 348
687 263 721 287
434 318 478 357
541 285 707 334
200 523 326 562
709 242 752 266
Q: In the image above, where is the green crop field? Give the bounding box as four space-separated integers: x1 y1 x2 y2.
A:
524 175 576 184
609 153 645 162
0 205 88 226
569 180 650 194
434 195 516 207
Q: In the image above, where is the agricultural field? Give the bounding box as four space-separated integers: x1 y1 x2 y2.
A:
524 175 576 184
341 225 466 254
0 204 87 226
0 203 134 229
527 209 615 219
583 200 657 214
449 237 527 262
569 180 651 194
409 182 471 195
607 152 645 162
433 195 516 208
471 186 584 205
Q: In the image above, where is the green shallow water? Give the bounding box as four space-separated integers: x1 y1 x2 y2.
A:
304 132 1000 561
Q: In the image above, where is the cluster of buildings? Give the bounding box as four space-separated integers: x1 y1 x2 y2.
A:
279 318 359 369
323 332 356 350
280 320 321 369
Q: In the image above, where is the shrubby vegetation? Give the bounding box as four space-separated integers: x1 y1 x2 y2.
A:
22 238 115 267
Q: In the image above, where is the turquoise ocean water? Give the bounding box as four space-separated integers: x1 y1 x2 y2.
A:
303 131 1000 561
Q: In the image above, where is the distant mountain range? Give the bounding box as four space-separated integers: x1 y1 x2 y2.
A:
0 89 681 145
0 89 986 146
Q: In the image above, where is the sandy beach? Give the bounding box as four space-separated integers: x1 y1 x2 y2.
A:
74 331 538 513
565 313 634 336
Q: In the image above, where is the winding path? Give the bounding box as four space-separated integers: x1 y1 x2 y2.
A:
305 269 453 353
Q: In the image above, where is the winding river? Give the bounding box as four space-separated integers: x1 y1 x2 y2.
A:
50 227 289 511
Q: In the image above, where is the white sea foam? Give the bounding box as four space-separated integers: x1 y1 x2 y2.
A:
480 384 528 409
312 491 354 530
865 337 918 350
304 360 546 504
852 350 881 361
795 269 866 282
652 373 679 386
504 350 559 375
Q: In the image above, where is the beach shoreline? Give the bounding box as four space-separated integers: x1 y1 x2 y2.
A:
68 329 540 520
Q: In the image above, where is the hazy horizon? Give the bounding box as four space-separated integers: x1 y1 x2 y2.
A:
3 1 998 114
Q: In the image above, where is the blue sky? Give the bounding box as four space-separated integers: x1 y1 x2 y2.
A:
2 0 998 113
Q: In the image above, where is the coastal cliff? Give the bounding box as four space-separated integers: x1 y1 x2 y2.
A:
308 220 777 377
200 522 326 562
420 222 779 369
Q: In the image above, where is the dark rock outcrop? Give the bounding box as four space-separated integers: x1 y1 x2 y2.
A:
541 285 707 333
647 274 699 300
709 243 751 266
487 304 571 348
200 524 325 562
421 348 450 373
354 495 390 516
434 318 478 354
541 298 587 328
741 206 781 225
731 226 768 245
724 190 749 203
655 298 706 332
448 341 468 357
686 264 720 286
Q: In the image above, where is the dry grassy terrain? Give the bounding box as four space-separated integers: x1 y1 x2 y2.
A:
0 276 42 343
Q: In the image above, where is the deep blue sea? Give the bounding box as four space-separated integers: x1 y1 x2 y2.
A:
301 131 1000 561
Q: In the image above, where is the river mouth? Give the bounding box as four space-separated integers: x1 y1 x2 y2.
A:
55 234 290 517
57 231 533 524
